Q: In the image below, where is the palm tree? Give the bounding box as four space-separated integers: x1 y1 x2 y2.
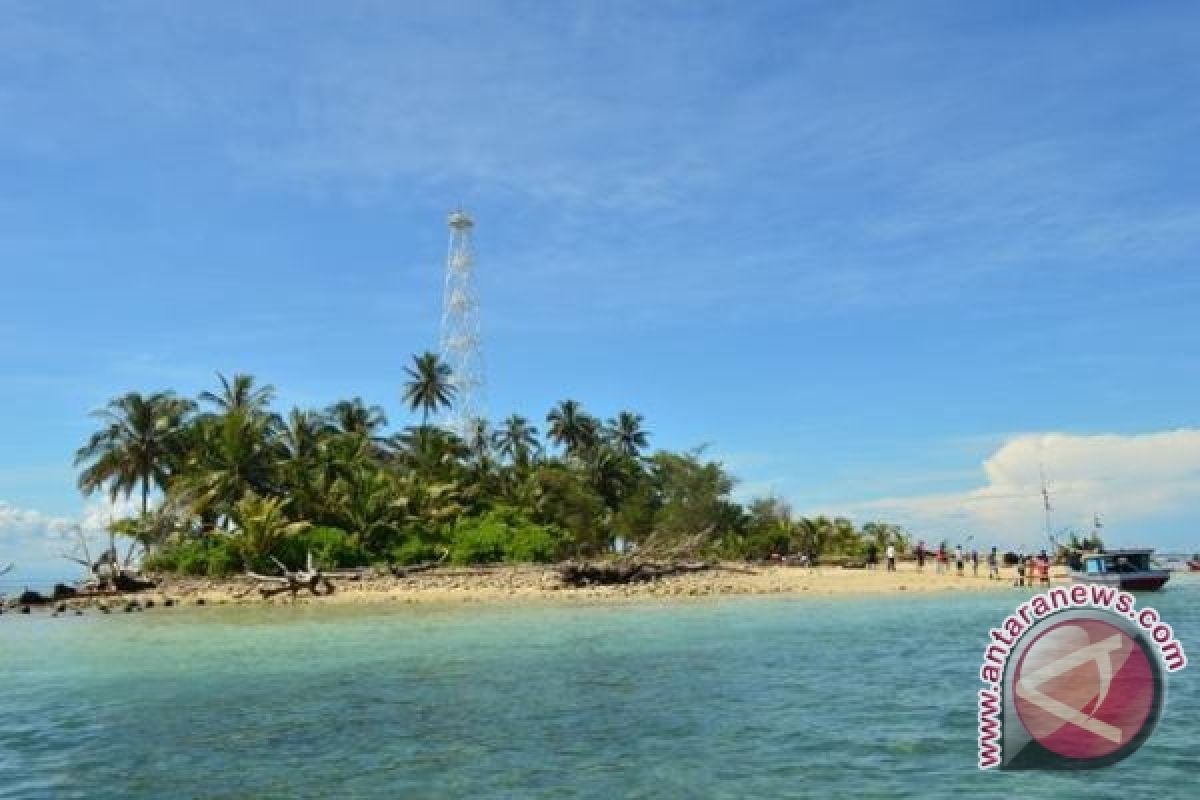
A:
494 414 540 467
606 411 649 458
391 425 467 476
402 352 456 425
546 400 599 458
279 408 332 463
326 465 406 553
326 398 388 439
862 522 907 554
464 417 493 466
75 391 195 516
277 408 337 522
200 372 275 416
584 444 641 510
172 410 280 524
232 492 308 568
393 471 466 530
793 517 826 563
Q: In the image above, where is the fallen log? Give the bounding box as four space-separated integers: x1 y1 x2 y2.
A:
388 549 448 577
395 567 506 578
388 561 442 578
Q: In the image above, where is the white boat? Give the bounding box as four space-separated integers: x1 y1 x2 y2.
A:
1072 549 1170 591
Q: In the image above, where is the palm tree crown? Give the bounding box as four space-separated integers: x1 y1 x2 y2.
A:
279 408 331 461
607 411 649 458
327 398 388 439
464 417 493 465
546 400 599 457
494 414 540 466
74 391 195 515
403 352 456 425
200 372 275 416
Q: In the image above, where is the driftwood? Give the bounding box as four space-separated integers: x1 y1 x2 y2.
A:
399 567 500 578
112 573 156 592
634 526 718 559
247 553 361 599
557 560 749 588
388 561 442 578
388 548 449 577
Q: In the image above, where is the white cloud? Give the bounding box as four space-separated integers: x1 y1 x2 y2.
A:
0 496 141 567
0 501 75 541
841 430 1200 550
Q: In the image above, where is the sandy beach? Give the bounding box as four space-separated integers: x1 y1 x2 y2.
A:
6 561 1069 612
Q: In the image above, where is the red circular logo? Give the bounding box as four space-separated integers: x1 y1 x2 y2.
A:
1013 618 1156 760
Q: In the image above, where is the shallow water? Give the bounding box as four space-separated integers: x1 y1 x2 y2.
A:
2 581 1197 799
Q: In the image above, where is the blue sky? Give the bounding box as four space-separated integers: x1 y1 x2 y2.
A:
3 0 1200 578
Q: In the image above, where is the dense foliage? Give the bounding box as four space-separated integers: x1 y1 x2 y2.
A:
77 357 912 575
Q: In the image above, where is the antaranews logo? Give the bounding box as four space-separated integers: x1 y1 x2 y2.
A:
977 584 1187 770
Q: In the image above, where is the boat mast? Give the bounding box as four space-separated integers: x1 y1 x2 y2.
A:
1039 463 1053 548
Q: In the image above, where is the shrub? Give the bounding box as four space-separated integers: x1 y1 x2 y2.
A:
505 524 563 563
740 529 793 560
449 519 508 565
447 508 567 565
143 536 240 577
389 537 442 566
143 547 178 574
274 527 367 570
203 539 241 577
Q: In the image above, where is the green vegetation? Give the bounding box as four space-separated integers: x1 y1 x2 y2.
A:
76 357 912 573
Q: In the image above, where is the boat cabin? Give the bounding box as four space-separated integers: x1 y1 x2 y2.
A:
1081 549 1153 576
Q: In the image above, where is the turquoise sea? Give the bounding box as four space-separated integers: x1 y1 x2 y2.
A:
2 581 1197 799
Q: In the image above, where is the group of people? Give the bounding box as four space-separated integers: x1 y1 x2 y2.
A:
1013 550 1053 587
863 542 899 571
863 541 1054 586
910 541 994 578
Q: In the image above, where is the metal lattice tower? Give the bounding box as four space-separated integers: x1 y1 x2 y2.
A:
438 209 485 434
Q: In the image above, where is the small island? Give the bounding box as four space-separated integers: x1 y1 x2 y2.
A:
5 355 1062 614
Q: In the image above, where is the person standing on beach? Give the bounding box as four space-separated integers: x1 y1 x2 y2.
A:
936 544 947 574
885 542 897 572
987 547 999 580
1015 553 1027 587
954 544 965 576
865 541 878 570
915 541 926 571
970 548 979 577
1036 550 1051 587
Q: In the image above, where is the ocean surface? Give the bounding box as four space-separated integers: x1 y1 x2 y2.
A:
2 580 1197 799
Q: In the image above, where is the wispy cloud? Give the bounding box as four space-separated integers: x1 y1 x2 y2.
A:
5 2 1198 326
